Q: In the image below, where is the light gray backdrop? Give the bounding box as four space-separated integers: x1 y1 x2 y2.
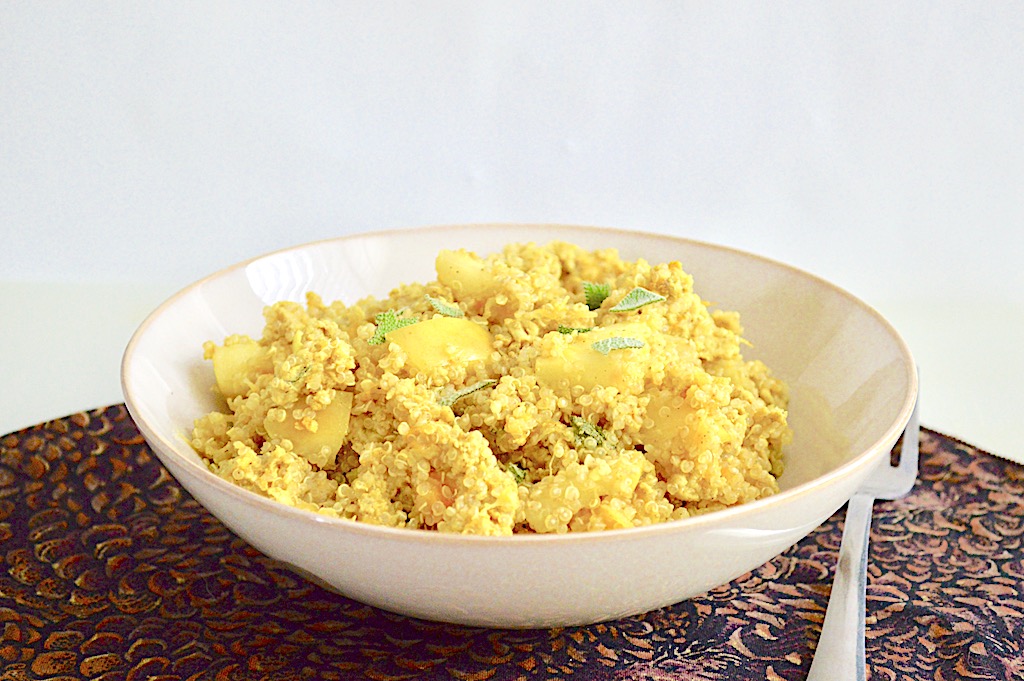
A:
2 2 1021 458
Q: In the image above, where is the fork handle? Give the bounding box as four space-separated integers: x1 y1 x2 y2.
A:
805 492 875 681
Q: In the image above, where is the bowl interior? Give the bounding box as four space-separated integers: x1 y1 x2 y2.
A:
124 224 916 513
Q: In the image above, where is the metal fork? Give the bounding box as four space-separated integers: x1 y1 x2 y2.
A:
806 395 920 681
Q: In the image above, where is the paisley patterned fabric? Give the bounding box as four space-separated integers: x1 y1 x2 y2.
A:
1 405 1021 680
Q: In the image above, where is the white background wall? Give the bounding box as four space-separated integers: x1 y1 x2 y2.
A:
2 2 1022 460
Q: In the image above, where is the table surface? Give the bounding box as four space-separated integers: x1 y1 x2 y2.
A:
1 281 1021 464
1 405 1021 680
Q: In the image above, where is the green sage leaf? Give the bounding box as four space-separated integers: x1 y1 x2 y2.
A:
438 379 497 407
425 295 464 318
609 286 666 312
507 462 527 485
368 309 418 345
591 336 645 355
583 282 611 310
571 415 605 446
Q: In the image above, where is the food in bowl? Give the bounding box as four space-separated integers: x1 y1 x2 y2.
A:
190 241 791 535
124 224 918 626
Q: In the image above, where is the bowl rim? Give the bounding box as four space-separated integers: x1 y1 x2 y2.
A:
122 222 919 546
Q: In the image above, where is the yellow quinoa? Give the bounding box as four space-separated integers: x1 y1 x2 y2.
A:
190 242 791 535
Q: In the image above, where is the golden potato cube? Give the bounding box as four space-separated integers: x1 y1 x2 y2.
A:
212 340 273 398
387 316 493 375
435 249 495 300
264 391 353 469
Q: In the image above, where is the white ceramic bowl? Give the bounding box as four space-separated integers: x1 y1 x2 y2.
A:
122 223 918 628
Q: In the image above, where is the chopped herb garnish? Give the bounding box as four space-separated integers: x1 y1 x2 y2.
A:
557 325 594 334
609 286 666 312
571 415 605 445
286 366 310 383
425 294 464 318
507 462 527 485
591 336 646 355
438 379 497 407
368 309 418 345
583 281 611 310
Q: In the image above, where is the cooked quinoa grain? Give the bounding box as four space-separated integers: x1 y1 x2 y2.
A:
190 242 791 535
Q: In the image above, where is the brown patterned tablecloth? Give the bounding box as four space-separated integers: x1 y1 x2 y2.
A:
1 405 1022 680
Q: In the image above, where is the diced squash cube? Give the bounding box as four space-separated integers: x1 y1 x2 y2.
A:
435 249 495 300
641 391 694 449
264 392 353 468
535 323 652 392
535 346 627 392
640 378 739 456
594 504 633 530
412 469 454 527
387 316 493 376
212 340 273 398
523 451 647 533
